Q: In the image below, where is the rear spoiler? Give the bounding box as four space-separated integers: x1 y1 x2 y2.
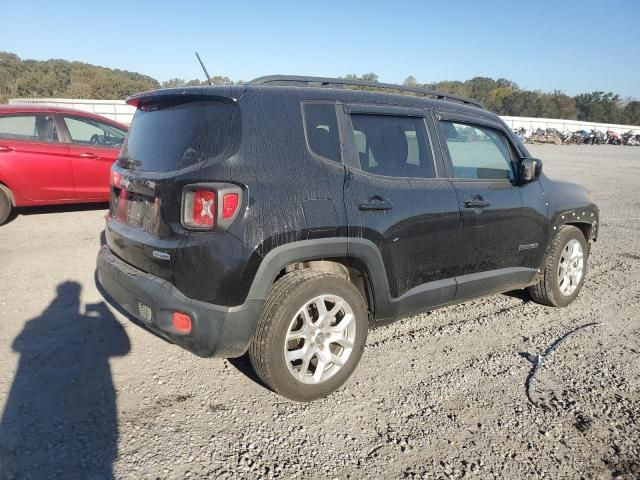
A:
126 87 240 108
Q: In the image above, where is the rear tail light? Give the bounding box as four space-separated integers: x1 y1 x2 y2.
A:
183 189 216 228
181 184 242 231
222 193 239 219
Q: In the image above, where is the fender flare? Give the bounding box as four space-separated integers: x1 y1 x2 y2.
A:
245 237 393 316
549 206 599 244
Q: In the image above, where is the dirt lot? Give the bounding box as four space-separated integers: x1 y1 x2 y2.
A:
0 145 639 480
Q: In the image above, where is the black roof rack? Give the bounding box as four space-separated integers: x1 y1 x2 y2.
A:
249 75 484 109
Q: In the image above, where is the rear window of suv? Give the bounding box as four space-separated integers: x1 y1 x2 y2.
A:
303 103 341 163
119 100 238 172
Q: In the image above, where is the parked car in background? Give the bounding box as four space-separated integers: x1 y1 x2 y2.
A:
0 105 128 224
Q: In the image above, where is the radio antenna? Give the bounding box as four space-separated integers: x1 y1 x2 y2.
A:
195 52 212 86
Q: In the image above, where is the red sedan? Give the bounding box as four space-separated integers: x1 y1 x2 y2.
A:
0 105 128 224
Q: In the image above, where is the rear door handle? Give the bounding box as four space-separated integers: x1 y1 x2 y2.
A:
79 152 99 159
0 145 14 152
464 199 492 209
358 198 394 211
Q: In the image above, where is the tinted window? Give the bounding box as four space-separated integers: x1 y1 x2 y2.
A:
119 100 237 172
303 104 341 163
0 114 59 142
441 121 514 180
63 116 126 148
349 114 434 178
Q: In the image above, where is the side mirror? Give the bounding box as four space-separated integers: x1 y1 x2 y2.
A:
519 157 542 183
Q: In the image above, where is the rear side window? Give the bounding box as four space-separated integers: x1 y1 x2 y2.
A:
63 116 126 148
441 121 514 180
120 100 237 172
349 114 435 178
303 104 341 163
0 114 59 143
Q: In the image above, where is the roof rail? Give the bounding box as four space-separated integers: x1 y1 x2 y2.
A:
249 75 484 109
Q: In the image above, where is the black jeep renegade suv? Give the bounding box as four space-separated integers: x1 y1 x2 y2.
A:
97 76 599 401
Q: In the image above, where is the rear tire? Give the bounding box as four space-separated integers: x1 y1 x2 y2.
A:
528 225 588 307
249 270 368 402
0 188 11 225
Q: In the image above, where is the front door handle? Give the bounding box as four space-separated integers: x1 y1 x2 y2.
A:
464 199 492 209
358 197 394 211
79 152 99 159
0 145 15 152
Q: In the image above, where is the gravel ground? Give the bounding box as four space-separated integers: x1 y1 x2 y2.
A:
0 145 638 480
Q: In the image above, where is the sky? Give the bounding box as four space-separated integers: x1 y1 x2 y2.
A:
1 0 639 98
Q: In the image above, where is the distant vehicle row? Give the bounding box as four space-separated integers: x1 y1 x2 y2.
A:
512 127 640 146
0 105 128 224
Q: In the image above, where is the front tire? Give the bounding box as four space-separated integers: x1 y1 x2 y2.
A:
0 188 12 225
249 270 368 402
528 225 588 307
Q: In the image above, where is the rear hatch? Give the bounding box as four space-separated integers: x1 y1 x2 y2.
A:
106 89 241 280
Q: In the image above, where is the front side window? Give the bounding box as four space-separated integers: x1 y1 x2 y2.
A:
441 121 514 180
349 114 434 178
0 114 59 143
303 104 341 163
63 116 126 148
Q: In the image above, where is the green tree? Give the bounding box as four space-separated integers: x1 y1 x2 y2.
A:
403 75 418 87
576 92 622 123
623 101 640 125
0 51 159 102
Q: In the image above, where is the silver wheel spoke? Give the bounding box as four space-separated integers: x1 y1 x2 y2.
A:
301 307 313 327
315 298 329 323
286 347 306 362
299 350 313 380
286 330 306 342
328 300 344 317
330 312 354 333
326 333 353 349
312 352 327 383
328 352 345 367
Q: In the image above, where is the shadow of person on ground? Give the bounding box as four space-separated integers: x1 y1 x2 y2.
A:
0 281 130 480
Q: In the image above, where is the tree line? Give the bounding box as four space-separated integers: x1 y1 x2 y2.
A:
0 52 159 104
1 52 638 125
391 73 638 125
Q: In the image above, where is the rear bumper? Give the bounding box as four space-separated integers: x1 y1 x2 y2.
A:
96 246 262 358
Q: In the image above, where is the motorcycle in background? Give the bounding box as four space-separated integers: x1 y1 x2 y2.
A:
509 127 638 146
605 131 621 145
622 131 640 146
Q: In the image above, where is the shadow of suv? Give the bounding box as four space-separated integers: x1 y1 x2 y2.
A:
96 76 599 401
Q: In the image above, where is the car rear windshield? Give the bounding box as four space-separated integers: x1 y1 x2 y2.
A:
118 99 238 172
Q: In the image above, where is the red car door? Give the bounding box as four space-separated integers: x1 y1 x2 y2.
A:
59 115 127 201
0 113 74 203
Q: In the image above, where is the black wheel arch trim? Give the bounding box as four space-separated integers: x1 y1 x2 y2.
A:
549 206 599 243
246 238 392 316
